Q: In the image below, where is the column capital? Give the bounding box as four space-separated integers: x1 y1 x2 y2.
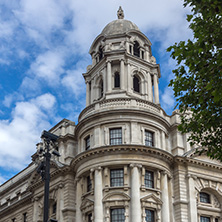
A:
95 166 103 172
186 173 197 180
75 176 81 182
106 59 112 64
129 163 142 169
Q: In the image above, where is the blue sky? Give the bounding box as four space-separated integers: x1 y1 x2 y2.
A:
0 0 192 184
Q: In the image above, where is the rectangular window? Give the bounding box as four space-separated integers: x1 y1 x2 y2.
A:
88 213 92 222
110 169 124 187
145 170 154 188
141 51 144 59
52 202 57 215
87 175 92 192
145 209 155 222
129 45 132 54
200 217 210 222
23 213 27 222
110 128 122 145
145 130 154 147
110 208 125 222
85 135 90 150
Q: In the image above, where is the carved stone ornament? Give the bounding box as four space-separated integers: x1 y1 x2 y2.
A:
117 6 124 19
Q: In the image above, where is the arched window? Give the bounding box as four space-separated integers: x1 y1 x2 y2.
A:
133 75 140 93
99 46 103 61
99 79 103 98
200 192 210 203
133 41 140 57
114 72 120 88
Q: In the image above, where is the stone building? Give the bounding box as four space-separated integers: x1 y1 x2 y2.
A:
0 7 221 222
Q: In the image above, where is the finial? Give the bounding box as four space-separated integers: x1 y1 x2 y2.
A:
117 6 124 19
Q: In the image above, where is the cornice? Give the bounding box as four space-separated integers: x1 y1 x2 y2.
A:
71 145 174 169
76 106 171 136
0 192 32 214
28 165 72 191
174 156 222 170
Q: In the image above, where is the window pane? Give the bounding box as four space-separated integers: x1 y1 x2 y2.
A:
200 216 210 222
145 209 154 222
133 41 140 57
110 128 122 145
133 75 140 93
200 192 210 203
85 136 90 150
145 171 154 188
114 72 120 88
110 169 124 187
145 131 154 147
88 213 92 222
111 208 125 222
87 176 92 192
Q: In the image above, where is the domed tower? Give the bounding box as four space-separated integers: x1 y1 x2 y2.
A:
74 7 173 222
83 6 160 107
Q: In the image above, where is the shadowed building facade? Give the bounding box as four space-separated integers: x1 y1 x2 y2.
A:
0 7 222 222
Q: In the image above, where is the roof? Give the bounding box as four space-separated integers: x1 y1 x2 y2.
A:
101 19 140 36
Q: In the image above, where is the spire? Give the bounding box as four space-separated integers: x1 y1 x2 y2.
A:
117 6 124 19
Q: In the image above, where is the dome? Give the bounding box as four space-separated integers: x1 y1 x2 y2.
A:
101 19 140 36
101 6 140 36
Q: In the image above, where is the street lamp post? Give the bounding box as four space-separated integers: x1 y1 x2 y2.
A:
36 130 60 222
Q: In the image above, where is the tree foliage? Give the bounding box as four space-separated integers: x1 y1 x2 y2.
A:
167 0 222 160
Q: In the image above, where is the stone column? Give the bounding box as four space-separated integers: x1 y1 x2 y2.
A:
130 164 141 222
153 74 160 104
120 60 125 90
75 178 83 222
147 72 153 102
107 61 112 92
187 174 198 222
94 167 103 222
86 82 90 106
161 171 170 222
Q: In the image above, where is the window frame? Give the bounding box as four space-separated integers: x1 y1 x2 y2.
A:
114 72 120 88
110 208 125 222
87 175 92 192
145 170 154 188
200 192 211 204
200 216 211 222
87 213 93 222
85 135 90 150
133 75 140 93
109 128 122 145
133 41 140 57
110 168 124 187
145 209 155 222
145 130 154 147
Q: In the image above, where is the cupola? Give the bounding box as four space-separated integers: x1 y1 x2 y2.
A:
83 7 161 107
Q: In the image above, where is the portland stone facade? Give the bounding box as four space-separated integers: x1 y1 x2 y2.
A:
0 7 222 222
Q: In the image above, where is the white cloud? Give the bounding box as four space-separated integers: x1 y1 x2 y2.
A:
61 68 86 98
160 87 176 114
0 93 56 170
28 50 65 83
